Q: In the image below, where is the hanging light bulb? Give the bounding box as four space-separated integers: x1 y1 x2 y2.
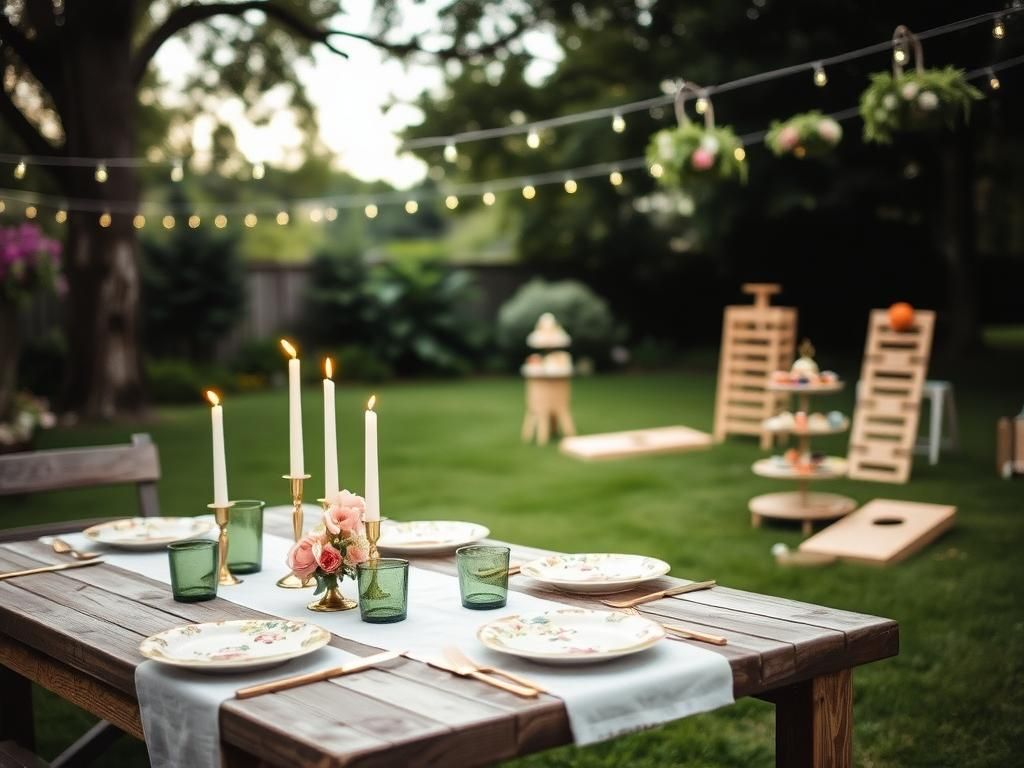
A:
24 205 37 219
734 146 747 162
445 195 459 210
522 184 536 200
252 162 266 180
813 63 828 87
188 214 200 229
95 162 108 183
170 160 184 182
14 160 26 179
564 178 578 194
244 213 257 228
611 113 626 133
650 162 665 178
55 209 67 224
133 214 146 229
893 46 907 65
989 69 1001 90
609 170 623 186
309 208 323 223
526 129 541 149
0 200 6 213
443 142 458 162
325 207 338 221
276 210 289 225
214 214 227 228
364 204 378 219
695 96 709 115
993 16 1005 39
482 191 496 206
162 215 175 229
98 211 111 227
404 200 419 214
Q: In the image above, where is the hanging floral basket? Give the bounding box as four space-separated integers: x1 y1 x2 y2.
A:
766 111 843 159
647 82 748 190
860 25 983 145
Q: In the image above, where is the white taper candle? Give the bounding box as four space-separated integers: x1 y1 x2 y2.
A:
364 396 380 521
323 358 338 498
207 391 229 507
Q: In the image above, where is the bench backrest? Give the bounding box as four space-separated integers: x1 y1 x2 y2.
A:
0 433 161 517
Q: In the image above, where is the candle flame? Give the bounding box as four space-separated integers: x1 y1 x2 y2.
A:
280 338 297 358
367 395 376 410
206 390 220 406
324 357 333 379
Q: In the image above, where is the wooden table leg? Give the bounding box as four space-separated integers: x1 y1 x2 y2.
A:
0 663 35 750
771 669 852 767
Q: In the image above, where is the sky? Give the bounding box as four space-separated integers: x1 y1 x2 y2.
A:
154 2 560 190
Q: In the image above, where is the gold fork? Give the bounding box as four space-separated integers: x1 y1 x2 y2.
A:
623 607 728 646
442 646 548 693
52 538 101 560
600 579 715 609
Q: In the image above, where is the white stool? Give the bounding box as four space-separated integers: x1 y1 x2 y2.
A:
915 380 959 465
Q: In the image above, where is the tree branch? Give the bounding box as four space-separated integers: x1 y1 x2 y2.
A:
131 1 349 87
0 82 62 166
0 11 56 92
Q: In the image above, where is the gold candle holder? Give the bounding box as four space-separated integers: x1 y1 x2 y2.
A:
276 474 314 589
359 518 390 600
208 501 240 586
365 519 381 561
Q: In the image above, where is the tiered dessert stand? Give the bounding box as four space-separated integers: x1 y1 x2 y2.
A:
521 313 576 445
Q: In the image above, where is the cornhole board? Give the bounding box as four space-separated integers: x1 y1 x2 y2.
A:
799 498 955 566
560 426 712 461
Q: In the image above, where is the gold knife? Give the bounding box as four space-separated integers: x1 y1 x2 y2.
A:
0 559 105 581
600 579 716 609
235 650 404 699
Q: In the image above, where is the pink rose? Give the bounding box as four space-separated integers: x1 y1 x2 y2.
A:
776 125 799 151
314 542 343 574
324 490 366 536
345 545 369 567
691 147 715 171
286 535 318 580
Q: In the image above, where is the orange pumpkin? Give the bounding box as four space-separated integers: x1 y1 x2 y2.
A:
889 302 915 332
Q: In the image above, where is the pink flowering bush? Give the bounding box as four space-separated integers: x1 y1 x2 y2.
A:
0 224 63 304
286 489 370 594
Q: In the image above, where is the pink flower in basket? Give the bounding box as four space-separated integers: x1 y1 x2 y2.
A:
691 147 715 171
314 542 344 574
286 535 319 581
324 490 366 536
776 125 799 151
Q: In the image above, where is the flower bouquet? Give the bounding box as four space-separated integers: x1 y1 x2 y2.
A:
647 122 748 190
286 490 370 612
0 223 63 304
860 66 982 145
0 392 56 454
766 111 843 159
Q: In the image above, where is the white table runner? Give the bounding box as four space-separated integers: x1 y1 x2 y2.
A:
50 526 732 764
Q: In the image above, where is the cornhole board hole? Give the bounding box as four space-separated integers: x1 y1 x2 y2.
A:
560 426 712 461
799 498 955 566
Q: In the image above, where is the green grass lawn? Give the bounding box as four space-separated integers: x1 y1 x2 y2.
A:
5 358 1024 767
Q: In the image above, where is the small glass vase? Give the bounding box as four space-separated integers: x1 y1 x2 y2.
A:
307 572 357 612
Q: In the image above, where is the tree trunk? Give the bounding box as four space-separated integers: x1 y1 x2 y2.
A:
57 1 145 418
939 129 980 358
0 300 18 418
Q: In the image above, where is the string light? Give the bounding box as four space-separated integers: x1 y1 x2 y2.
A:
0 201 5 213
325 207 338 221
813 63 828 87
526 129 541 149
404 200 418 214
993 16 1006 39
170 160 184 182
98 211 111 227
252 162 266 180
309 208 323 222
649 162 664 178
95 163 108 183
988 68 1001 89
162 215 175 229
365 203 378 219
695 96 709 115
188 214 200 229
55 209 67 223
612 113 626 133
734 146 747 162
609 170 623 186
276 210 289 225
214 214 227 228
244 213 257 228
564 178 578 193
133 214 145 229
482 191 496 206
893 46 907 65
25 205 37 219
522 184 536 199
445 194 459 210
443 142 458 162
14 160 26 179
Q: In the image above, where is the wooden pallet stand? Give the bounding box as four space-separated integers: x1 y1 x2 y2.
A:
847 309 935 484
713 283 797 449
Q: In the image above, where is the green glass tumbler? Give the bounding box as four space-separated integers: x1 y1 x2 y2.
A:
227 499 265 574
168 540 218 602
357 558 409 623
456 545 510 610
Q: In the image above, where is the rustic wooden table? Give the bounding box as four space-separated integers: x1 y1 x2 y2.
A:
0 517 897 768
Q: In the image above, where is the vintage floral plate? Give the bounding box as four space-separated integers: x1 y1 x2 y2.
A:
477 608 665 665
84 517 214 550
520 553 671 594
139 619 331 673
378 520 490 555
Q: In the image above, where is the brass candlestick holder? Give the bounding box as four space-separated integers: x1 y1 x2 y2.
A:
359 518 390 600
365 519 381 561
276 474 314 589
208 501 240 586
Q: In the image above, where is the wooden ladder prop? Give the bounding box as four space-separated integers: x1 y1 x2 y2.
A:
713 283 797 449
847 309 935 484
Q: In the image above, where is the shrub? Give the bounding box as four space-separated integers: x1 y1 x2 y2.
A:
17 330 66 402
232 338 286 382
497 279 622 364
146 359 233 404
